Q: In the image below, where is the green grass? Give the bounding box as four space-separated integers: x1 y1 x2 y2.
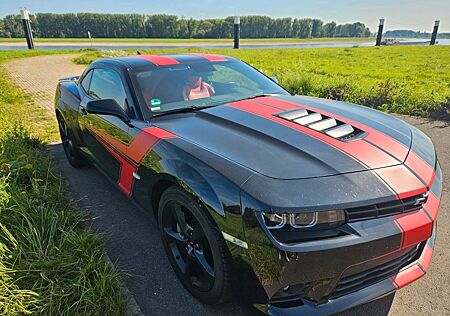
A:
0 51 124 315
0 50 77 62
0 37 373 43
73 46 450 119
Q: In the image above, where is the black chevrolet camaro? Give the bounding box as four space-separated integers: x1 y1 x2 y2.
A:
55 53 442 315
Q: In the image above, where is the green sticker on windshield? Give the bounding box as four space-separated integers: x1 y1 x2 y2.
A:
150 98 161 107
149 98 161 111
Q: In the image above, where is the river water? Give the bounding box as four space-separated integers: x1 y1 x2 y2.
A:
1 38 449 50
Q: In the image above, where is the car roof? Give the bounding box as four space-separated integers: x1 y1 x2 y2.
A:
91 53 239 70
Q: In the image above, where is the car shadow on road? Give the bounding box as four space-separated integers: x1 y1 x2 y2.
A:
46 142 395 316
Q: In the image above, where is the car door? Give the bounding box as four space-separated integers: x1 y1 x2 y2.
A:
79 67 133 183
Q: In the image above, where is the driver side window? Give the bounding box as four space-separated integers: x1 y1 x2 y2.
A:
89 68 128 112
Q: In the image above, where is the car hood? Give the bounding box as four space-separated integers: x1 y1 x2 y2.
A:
152 95 413 180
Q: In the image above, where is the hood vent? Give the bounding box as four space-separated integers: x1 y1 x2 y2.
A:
276 108 366 142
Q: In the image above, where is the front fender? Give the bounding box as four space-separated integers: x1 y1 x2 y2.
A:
161 159 225 216
134 138 247 244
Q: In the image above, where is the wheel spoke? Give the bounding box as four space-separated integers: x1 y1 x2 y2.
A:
173 204 190 237
184 253 192 277
191 224 206 244
59 120 68 137
194 249 215 278
164 228 188 245
161 198 216 292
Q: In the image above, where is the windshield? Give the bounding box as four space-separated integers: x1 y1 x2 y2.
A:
134 60 289 115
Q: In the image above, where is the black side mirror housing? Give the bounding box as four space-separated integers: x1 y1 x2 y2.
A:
86 99 130 123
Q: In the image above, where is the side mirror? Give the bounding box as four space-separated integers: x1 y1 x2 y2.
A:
271 77 279 84
86 99 130 123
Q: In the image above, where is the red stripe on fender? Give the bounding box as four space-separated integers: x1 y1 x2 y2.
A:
394 209 433 248
187 53 228 62
419 244 433 271
128 127 175 163
136 55 180 66
227 100 400 169
87 126 176 196
260 97 410 162
392 264 424 289
423 191 440 220
374 165 427 199
118 163 137 196
405 152 436 188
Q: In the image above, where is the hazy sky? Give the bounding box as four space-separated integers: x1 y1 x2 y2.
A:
1 0 449 32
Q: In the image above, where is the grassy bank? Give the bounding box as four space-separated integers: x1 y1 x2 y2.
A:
74 46 450 119
0 37 373 43
0 51 124 315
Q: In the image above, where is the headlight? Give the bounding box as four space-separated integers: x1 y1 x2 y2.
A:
262 210 345 230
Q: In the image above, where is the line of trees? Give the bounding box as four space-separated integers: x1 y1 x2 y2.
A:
384 29 450 39
0 13 372 39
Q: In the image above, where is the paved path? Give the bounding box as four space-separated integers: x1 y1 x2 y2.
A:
3 54 449 316
5 54 85 113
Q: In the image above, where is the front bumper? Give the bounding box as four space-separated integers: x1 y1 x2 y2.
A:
268 230 435 316
231 164 442 315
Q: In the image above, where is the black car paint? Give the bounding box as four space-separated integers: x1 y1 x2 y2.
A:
55 55 441 315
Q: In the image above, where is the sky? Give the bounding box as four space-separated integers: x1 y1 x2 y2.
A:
1 0 449 32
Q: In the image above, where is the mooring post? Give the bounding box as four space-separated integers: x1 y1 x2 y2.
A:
430 20 440 45
233 16 240 49
375 18 384 46
20 8 34 49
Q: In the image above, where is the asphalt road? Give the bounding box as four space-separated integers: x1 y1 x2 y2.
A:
4 54 449 316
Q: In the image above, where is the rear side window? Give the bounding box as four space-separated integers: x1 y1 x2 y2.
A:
80 70 93 92
89 69 128 111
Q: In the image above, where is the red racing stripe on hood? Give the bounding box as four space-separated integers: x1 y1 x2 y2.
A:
404 152 436 187
374 165 427 199
135 55 180 66
259 97 410 163
256 96 436 197
227 99 400 170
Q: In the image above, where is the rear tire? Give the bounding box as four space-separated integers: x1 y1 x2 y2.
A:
158 186 232 304
57 114 86 168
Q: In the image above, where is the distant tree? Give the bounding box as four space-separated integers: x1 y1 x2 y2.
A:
292 18 312 38
323 21 337 37
241 16 272 38
3 15 24 38
0 13 372 39
311 19 323 37
196 20 213 38
0 19 6 37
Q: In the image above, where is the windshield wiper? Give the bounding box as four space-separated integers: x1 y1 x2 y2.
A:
152 93 284 118
152 104 216 118
235 92 283 102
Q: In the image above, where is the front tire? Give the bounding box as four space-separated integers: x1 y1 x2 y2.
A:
158 186 232 304
57 114 86 168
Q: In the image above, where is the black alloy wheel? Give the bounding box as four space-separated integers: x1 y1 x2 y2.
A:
158 186 232 304
57 115 86 168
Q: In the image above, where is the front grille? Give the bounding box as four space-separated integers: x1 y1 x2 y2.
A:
345 192 428 222
329 244 422 299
